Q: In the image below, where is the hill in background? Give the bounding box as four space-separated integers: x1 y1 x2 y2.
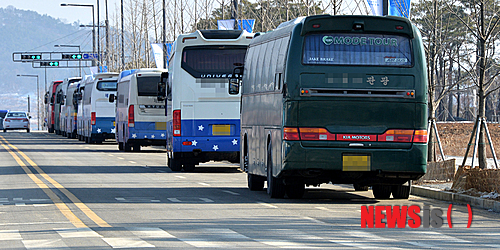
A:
0 6 90 125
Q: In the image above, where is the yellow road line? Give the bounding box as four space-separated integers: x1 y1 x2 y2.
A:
0 140 87 228
0 135 111 228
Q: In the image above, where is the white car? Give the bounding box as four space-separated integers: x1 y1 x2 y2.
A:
3 111 30 133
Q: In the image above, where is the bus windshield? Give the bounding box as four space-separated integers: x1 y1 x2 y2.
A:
97 81 117 91
137 76 160 96
181 46 247 78
303 33 412 66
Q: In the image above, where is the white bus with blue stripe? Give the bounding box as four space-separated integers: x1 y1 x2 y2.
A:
113 68 167 152
81 72 119 144
164 30 254 172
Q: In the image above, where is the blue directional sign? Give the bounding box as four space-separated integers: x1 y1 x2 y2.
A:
83 53 99 60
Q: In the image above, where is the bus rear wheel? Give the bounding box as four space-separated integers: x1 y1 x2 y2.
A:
168 154 182 172
248 173 264 191
183 164 195 172
266 144 285 198
391 181 411 199
353 183 369 191
372 185 392 199
285 182 305 199
124 142 132 152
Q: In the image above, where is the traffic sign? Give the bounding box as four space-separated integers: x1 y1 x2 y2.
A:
83 53 99 60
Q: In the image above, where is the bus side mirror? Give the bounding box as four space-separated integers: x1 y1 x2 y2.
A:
229 78 240 95
157 82 166 101
157 72 168 101
228 66 243 95
108 94 116 103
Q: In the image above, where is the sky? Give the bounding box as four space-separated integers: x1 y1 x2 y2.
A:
0 0 120 25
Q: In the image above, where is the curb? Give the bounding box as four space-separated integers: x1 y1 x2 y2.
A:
411 185 500 213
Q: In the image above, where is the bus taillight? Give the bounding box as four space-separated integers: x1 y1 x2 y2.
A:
128 105 135 127
378 130 413 142
91 112 96 125
173 109 181 136
299 128 335 140
283 127 300 141
413 130 428 143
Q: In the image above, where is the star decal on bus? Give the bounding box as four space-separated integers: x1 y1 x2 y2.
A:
198 125 204 131
192 140 198 146
232 139 238 145
161 133 165 137
213 145 219 151
111 128 116 133
97 128 102 133
151 134 155 139
132 134 137 138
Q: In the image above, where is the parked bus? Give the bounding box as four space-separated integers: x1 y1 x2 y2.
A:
64 77 82 138
76 76 90 141
159 30 253 172
81 72 119 143
44 80 62 133
232 15 428 199
111 69 167 152
54 80 68 135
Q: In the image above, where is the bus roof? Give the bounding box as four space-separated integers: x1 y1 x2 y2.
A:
300 15 414 38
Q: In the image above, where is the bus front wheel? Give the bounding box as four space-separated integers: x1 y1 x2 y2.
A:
372 185 392 199
248 173 264 191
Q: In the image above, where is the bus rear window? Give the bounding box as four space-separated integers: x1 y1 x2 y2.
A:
97 81 117 91
303 33 412 66
137 76 160 96
181 46 247 78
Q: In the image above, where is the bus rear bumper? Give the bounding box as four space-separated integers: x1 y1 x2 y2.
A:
281 141 427 186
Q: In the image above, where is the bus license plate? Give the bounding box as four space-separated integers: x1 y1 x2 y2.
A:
212 125 231 136
342 154 371 171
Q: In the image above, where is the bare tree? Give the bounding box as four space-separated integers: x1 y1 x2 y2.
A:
447 0 500 169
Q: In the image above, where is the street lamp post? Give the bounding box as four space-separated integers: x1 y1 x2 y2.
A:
55 44 81 77
17 74 39 130
60 3 95 65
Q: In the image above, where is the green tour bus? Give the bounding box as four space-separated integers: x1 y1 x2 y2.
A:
230 15 428 199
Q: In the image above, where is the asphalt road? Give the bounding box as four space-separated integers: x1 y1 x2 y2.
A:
0 131 499 249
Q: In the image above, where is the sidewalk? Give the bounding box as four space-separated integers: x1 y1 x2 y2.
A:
412 184 500 213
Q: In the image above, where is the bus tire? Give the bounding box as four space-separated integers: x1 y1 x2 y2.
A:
248 173 264 191
48 128 54 133
124 142 132 152
118 142 124 151
169 157 182 172
27 129 30 133
183 164 195 172
372 185 392 199
391 181 411 199
132 144 141 152
285 182 305 199
353 184 369 191
266 143 285 198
